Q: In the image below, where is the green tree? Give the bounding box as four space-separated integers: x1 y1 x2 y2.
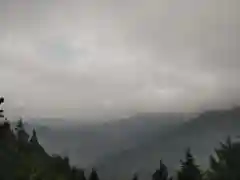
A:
207 137 240 180
177 148 202 180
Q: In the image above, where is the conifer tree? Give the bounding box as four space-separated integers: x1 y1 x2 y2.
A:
29 128 46 153
79 169 87 180
16 118 24 131
15 118 29 143
0 97 11 140
89 168 99 180
132 173 138 180
177 148 202 180
152 160 169 180
72 168 86 180
0 97 4 118
30 129 39 144
207 137 240 180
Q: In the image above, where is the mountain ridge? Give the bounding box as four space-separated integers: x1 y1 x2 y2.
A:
95 107 240 180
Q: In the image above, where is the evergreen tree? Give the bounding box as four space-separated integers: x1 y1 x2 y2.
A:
0 97 4 104
152 160 169 180
132 173 138 180
29 128 46 154
207 137 240 180
0 98 12 140
71 167 86 180
15 118 24 131
177 148 202 180
15 118 29 143
89 168 99 180
30 129 39 144
0 97 89 180
79 169 87 180
160 160 168 180
0 97 4 118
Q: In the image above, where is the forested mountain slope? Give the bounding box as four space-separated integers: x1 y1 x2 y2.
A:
96 108 240 180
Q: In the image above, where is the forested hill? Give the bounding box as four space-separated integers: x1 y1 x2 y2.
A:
1 118 92 180
96 107 240 180
2 96 240 180
0 97 89 180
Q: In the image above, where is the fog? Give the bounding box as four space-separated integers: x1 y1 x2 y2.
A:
0 0 239 120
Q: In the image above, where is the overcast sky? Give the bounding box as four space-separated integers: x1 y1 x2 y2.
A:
0 0 239 120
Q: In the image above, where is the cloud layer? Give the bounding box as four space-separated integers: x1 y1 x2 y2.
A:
0 0 239 120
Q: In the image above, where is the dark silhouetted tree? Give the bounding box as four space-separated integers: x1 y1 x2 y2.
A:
72 167 86 180
29 128 46 154
79 169 87 180
15 118 29 143
0 98 12 140
30 129 38 144
15 118 24 130
152 160 169 180
0 97 4 118
132 173 138 180
177 148 202 180
89 168 100 180
0 97 4 104
207 137 240 180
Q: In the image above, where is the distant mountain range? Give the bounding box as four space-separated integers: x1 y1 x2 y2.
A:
15 107 240 180
96 107 240 180
18 112 188 167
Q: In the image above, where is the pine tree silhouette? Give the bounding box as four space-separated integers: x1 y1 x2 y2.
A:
73 168 86 180
29 128 46 154
0 97 4 118
80 169 87 180
132 173 138 180
177 148 202 180
207 137 240 180
15 118 29 143
152 160 169 180
0 97 11 140
71 167 86 180
30 129 38 144
89 168 100 180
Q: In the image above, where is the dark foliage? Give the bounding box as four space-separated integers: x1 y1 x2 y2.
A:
89 169 100 180
132 173 138 180
177 148 202 180
0 98 86 180
152 160 169 180
206 137 240 180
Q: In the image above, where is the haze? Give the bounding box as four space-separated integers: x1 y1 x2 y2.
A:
0 0 239 120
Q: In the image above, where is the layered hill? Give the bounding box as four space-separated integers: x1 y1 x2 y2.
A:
95 108 240 180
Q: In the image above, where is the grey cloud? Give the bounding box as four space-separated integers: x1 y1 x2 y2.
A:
0 0 239 120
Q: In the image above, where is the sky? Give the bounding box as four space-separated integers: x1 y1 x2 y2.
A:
0 0 239 120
